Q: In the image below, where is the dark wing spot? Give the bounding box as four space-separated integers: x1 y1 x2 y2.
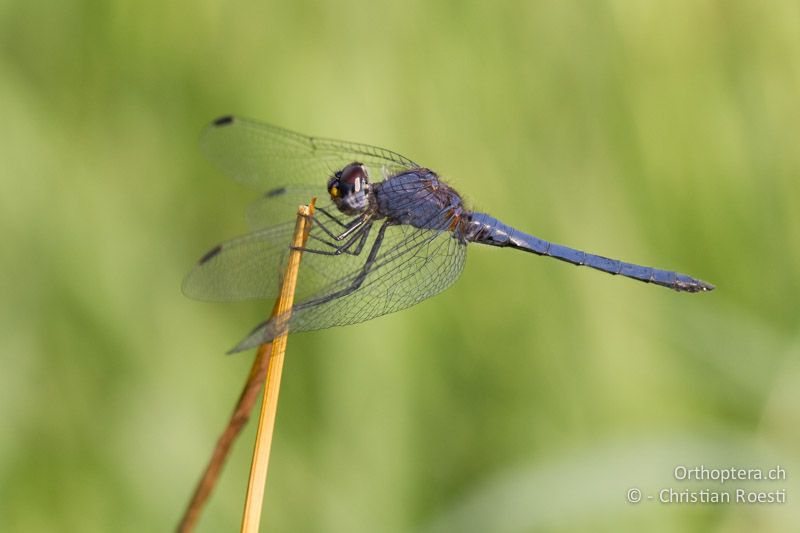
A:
212 115 234 127
199 244 222 265
265 187 287 198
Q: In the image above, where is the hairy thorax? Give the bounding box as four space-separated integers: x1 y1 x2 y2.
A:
372 169 468 233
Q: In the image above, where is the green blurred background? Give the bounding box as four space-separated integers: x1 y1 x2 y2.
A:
2 1 799 531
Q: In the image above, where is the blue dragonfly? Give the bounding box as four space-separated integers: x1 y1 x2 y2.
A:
184 116 714 352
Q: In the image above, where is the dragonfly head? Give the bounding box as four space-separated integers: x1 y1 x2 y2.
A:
328 162 370 215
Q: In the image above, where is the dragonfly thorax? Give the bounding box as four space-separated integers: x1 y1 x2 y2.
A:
328 162 371 215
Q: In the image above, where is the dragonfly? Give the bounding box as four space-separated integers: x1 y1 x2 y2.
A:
184 116 714 353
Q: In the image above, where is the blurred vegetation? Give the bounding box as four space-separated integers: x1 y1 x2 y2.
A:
1 1 799 532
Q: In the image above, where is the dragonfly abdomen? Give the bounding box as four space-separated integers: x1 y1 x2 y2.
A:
464 212 714 293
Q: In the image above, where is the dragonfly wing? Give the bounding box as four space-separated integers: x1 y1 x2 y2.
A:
200 116 420 192
229 218 467 352
184 186 443 304
244 186 336 231
183 203 357 302
182 222 297 302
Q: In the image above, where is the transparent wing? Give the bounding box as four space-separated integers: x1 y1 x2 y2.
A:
229 219 467 352
182 186 344 301
184 200 464 302
290 225 465 336
200 116 420 191
182 221 298 302
184 173 449 303
244 186 336 231
183 211 366 303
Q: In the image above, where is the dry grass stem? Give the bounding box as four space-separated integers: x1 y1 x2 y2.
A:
178 200 315 533
240 201 315 532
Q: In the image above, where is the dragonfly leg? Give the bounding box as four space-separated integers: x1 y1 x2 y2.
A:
302 215 342 240
337 223 371 255
295 220 391 310
293 222 373 256
308 212 370 242
300 209 347 239
314 206 348 229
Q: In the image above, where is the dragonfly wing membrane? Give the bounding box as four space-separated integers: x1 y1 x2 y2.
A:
229 220 467 352
182 222 297 302
200 116 419 191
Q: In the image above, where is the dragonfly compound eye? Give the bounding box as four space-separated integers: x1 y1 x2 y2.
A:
339 162 368 192
330 162 370 214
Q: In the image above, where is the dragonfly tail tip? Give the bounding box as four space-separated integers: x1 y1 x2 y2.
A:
701 281 716 292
